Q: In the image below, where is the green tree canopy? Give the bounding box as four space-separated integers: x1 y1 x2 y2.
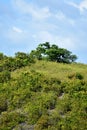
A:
30 42 77 63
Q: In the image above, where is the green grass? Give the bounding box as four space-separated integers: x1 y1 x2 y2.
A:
12 60 87 81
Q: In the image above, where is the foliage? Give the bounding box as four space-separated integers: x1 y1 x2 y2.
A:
75 72 84 80
0 70 11 83
0 42 77 73
0 52 86 130
30 42 77 63
0 111 26 130
0 52 35 72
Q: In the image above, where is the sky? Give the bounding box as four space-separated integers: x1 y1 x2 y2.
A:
0 0 87 63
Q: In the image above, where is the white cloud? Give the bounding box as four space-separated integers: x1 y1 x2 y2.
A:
12 26 23 33
66 0 87 13
6 26 26 43
13 0 51 20
55 11 75 26
79 0 87 12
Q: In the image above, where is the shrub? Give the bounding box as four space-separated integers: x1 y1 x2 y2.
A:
0 70 11 83
0 96 7 114
34 115 49 130
75 73 84 80
0 111 26 130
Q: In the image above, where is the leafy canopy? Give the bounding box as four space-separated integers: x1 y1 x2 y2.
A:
30 42 77 63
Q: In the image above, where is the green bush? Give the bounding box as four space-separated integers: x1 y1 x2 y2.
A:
0 70 11 83
0 111 26 130
34 115 49 130
75 72 84 80
0 96 7 114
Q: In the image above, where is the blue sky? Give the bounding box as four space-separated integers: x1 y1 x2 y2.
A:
0 0 87 63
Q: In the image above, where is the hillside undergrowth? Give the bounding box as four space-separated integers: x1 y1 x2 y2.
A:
0 60 87 130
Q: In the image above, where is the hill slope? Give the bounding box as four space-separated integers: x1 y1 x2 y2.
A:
0 61 87 130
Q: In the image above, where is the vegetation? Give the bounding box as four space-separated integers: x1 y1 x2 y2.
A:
0 52 35 72
30 42 77 63
0 43 87 130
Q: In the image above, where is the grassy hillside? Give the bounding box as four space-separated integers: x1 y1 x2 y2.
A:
0 60 87 130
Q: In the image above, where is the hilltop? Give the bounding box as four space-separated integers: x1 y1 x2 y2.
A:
0 43 87 129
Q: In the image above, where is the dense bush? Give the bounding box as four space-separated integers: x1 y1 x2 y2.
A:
75 72 84 80
0 52 35 72
0 111 26 130
0 95 7 114
0 70 11 83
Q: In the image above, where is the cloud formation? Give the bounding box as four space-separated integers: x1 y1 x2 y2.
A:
55 11 75 26
12 26 23 33
13 0 51 20
6 26 26 43
67 0 87 13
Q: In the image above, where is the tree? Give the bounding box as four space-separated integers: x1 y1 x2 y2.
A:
31 42 77 63
35 42 51 60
